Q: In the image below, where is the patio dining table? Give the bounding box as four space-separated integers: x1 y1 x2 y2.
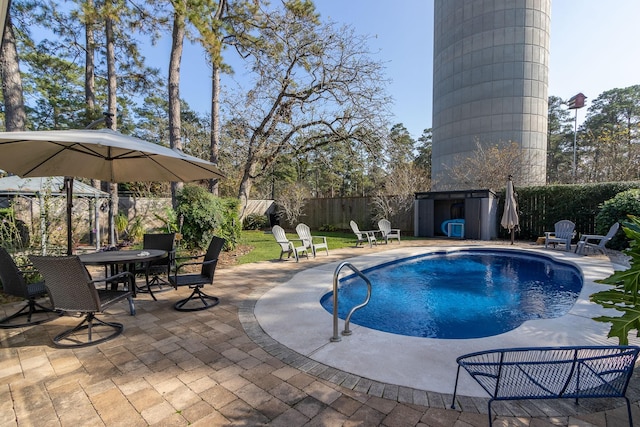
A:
79 249 167 297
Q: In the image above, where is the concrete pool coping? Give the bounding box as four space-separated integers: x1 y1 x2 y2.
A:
253 244 639 398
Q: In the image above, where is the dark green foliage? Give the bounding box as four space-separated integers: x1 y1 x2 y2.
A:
319 224 338 232
217 198 242 251
175 185 240 251
595 189 640 250
591 215 640 345
243 213 269 230
496 181 640 241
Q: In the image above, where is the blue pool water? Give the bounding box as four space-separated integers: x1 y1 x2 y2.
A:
320 250 583 339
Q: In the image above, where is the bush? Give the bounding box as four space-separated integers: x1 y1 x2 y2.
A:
594 189 640 250
319 224 338 232
175 185 241 250
243 213 269 230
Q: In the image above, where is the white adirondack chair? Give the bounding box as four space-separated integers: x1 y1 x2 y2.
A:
378 219 401 244
295 223 329 257
272 225 308 261
575 222 619 255
544 220 576 251
350 220 376 247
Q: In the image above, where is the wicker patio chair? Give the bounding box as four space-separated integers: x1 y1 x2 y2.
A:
136 233 175 299
29 255 135 348
169 236 225 311
0 247 59 328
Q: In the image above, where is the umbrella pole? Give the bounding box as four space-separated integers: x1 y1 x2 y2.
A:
510 228 514 245
65 177 73 255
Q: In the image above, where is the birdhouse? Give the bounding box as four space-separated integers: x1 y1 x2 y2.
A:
568 93 586 109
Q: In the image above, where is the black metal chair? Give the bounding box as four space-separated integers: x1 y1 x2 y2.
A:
169 236 225 312
0 247 59 328
136 233 175 299
29 255 135 348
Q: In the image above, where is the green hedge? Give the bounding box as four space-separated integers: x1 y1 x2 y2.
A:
496 181 640 243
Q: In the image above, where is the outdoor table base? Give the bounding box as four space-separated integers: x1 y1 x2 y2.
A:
79 249 167 298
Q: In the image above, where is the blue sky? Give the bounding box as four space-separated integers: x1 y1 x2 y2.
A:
157 1 640 140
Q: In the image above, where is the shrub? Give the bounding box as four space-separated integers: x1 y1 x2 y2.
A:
594 189 640 250
319 224 338 232
591 215 640 344
243 213 269 230
175 185 241 250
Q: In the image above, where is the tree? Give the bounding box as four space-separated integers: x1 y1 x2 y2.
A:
580 85 640 183
546 95 574 184
1 11 26 131
228 1 391 215
438 139 525 190
386 123 415 167
188 0 260 196
168 0 186 207
414 128 432 177
275 182 308 226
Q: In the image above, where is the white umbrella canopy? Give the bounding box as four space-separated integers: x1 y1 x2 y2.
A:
0 129 224 182
0 129 224 254
500 176 519 245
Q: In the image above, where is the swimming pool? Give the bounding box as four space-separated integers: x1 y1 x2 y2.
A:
320 250 583 339
254 245 627 396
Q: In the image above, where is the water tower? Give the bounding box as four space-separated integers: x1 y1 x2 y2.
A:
431 0 550 189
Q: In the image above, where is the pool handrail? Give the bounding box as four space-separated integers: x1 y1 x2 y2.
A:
330 261 372 342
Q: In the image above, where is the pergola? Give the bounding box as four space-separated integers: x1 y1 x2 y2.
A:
0 176 109 252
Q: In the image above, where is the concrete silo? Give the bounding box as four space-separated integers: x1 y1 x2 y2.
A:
431 0 550 189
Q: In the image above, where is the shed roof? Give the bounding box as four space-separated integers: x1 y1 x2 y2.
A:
0 176 108 197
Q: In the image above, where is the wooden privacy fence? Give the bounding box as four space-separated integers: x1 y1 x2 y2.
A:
277 196 415 234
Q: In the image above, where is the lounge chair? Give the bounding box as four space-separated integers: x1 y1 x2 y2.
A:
544 220 576 251
0 247 59 328
272 225 308 261
575 222 619 255
296 223 329 257
169 236 225 311
378 219 401 244
350 220 376 247
29 255 135 348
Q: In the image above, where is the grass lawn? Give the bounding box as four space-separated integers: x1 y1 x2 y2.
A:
236 229 360 264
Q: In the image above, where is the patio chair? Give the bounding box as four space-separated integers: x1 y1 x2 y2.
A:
0 247 59 328
350 220 376 247
136 233 175 299
296 223 329 257
169 236 225 311
575 222 620 255
29 255 135 348
544 220 575 251
271 225 307 261
378 219 401 244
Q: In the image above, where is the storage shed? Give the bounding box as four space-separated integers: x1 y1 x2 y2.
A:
414 189 498 240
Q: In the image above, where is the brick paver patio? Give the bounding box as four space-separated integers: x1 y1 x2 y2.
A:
1 239 639 426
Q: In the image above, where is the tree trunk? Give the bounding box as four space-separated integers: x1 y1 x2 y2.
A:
105 9 118 246
85 0 100 247
85 0 96 121
238 161 256 218
208 0 225 196
0 14 26 131
209 63 220 196
169 9 185 208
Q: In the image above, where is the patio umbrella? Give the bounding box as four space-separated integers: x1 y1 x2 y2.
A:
500 175 519 245
0 129 225 254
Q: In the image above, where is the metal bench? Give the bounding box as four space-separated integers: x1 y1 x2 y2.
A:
451 346 640 427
